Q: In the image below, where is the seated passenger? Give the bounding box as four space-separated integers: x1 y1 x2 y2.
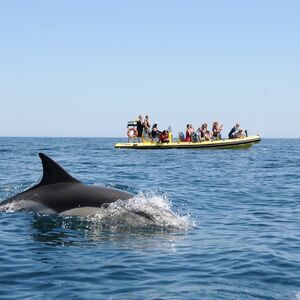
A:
228 123 240 139
200 123 211 141
192 131 199 142
212 121 223 140
185 124 194 142
233 128 245 139
159 130 169 143
178 132 185 142
196 127 202 142
151 123 161 140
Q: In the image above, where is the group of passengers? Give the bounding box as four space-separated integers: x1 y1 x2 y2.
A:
181 121 245 142
134 115 245 143
136 115 169 143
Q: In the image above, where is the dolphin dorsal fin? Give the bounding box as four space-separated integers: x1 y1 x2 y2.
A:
38 153 80 186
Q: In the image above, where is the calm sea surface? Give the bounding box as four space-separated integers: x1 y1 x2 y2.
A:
0 137 299 300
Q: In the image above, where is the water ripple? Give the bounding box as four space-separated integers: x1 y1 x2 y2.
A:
0 138 300 299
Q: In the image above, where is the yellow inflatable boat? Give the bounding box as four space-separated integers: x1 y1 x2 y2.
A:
114 135 261 150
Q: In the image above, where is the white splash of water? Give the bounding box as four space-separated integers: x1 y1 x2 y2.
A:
295 292 300 300
0 201 18 212
91 192 191 230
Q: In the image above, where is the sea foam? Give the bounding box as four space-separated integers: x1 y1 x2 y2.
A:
90 192 191 230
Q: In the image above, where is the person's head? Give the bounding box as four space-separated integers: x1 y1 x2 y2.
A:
145 115 149 119
236 123 240 128
186 124 190 129
139 115 143 120
239 128 243 132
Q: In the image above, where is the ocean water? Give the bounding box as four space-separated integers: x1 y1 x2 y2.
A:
0 137 299 300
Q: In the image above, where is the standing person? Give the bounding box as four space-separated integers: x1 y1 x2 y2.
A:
143 115 151 139
228 123 240 139
212 121 223 140
136 115 144 143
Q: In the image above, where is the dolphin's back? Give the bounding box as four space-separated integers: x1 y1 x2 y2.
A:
28 183 133 213
0 153 134 215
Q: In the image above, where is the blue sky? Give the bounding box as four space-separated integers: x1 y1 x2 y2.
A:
0 1 299 138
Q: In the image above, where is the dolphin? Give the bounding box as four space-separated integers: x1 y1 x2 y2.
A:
0 153 135 216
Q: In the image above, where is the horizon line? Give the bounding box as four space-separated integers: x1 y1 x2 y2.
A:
0 135 299 139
